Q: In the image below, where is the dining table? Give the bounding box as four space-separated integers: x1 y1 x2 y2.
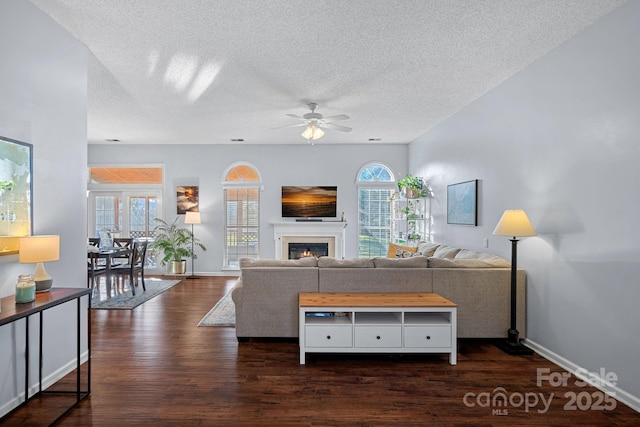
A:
89 246 131 297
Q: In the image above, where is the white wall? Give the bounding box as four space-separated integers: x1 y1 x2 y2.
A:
88 143 408 270
410 1 640 408
0 0 88 417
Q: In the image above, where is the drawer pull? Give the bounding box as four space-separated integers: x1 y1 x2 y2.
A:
376 336 381 340
326 335 331 340
426 336 431 340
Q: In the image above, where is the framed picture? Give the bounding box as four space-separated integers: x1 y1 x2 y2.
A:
177 185 199 214
447 179 478 226
0 136 33 255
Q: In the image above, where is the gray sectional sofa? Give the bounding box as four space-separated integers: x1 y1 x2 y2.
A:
231 242 526 341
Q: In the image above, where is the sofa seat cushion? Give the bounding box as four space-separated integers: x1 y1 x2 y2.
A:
454 249 511 267
240 257 318 267
318 257 374 268
374 256 428 268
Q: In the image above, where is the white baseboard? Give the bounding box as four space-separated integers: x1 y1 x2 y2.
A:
524 338 640 413
0 351 89 418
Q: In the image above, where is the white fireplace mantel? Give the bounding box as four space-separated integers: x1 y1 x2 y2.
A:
271 221 347 260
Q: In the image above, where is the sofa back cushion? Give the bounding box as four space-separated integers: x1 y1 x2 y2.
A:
319 268 433 293
318 257 374 268
373 256 428 268
454 249 511 267
416 242 440 257
432 245 461 258
240 257 318 268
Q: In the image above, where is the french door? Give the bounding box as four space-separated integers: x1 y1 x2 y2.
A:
88 191 162 271
88 191 160 239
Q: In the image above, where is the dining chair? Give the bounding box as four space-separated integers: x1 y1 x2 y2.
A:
112 237 133 264
89 237 100 247
110 237 135 291
87 251 107 297
111 240 147 295
113 237 133 249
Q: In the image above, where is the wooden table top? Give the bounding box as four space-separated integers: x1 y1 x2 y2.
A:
299 292 457 308
0 287 91 326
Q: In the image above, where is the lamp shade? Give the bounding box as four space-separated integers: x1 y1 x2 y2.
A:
19 235 60 263
301 125 324 141
184 211 201 225
493 210 537 237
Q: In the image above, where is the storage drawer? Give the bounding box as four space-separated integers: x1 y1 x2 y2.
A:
305 326 353 348
404 325 451 348
354 326 402 348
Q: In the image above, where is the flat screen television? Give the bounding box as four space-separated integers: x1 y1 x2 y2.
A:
282 186 337 218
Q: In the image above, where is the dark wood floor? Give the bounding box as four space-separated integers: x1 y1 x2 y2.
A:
3 276 639 426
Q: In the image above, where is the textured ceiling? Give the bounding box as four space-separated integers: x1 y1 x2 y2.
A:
30 0 627 145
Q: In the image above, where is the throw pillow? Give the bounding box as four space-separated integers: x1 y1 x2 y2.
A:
387 242 418 258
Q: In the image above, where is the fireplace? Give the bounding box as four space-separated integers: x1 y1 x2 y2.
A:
271 221 347 260
288 242 329 259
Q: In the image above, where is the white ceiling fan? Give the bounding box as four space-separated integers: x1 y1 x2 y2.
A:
275 103 352 142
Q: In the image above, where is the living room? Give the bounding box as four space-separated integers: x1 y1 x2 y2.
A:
1 0 639 423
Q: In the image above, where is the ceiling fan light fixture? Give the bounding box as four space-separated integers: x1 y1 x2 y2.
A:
301 125 324 141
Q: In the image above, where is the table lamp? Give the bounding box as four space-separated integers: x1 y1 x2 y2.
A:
493 210 536 355
184 211 201 279
19 235 61 292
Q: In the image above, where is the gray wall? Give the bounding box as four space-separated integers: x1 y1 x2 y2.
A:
89 143 408 270
409 1 640 407
0 0 88 417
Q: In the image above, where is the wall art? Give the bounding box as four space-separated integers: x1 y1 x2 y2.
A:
447 179 478 226
177 185 199 214
0 136 33 255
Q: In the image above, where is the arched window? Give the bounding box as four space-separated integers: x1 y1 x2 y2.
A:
356 163 396 258
223 163 261 269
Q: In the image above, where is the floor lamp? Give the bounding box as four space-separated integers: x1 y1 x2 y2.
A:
184 211 201 280
493 210 536 355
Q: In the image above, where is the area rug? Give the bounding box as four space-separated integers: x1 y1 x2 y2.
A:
91 280 181 310
198 288 235 327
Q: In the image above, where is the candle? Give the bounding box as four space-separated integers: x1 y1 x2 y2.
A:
15 274 36 303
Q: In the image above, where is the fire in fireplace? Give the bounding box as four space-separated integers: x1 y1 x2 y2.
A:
288 242 329 259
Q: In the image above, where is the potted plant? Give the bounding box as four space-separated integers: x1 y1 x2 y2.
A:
149 217 206 274
397 175 424 199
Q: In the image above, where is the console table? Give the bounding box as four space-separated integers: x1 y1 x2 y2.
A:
299 292 457 365
0 287 91 424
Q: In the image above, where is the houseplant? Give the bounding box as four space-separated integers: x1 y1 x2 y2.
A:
150 217 206 274
397 175 425 199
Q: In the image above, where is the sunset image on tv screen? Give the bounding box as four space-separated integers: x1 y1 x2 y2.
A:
281 186 337 218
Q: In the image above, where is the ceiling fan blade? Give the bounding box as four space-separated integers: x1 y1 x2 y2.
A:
272 123 307 129
320 123 352 132
322 114 350 122
285 114 305 120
